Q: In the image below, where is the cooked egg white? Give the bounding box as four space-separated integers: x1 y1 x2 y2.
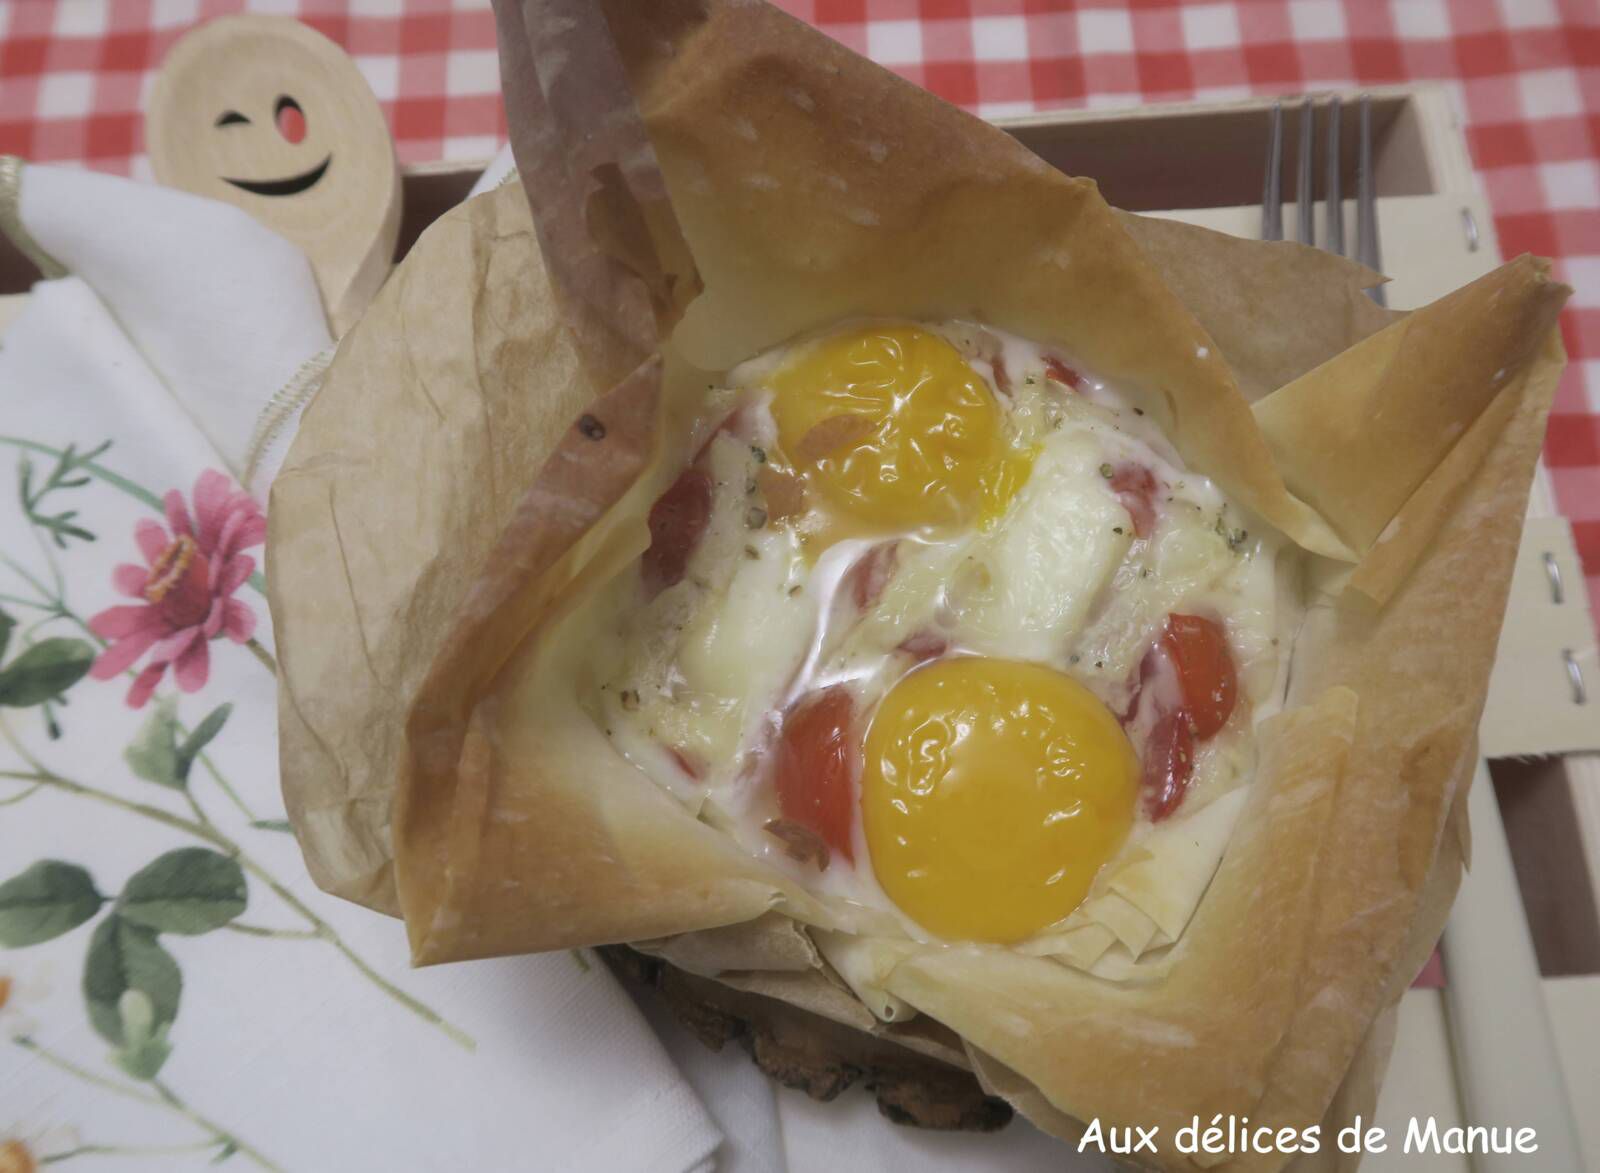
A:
589 320 1290 947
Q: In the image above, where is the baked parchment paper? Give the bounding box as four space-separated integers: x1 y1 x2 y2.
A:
268 2 1569 1167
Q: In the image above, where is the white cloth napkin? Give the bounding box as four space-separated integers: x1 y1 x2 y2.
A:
12 165 332 489
468 143 519 199
0 161 720 1173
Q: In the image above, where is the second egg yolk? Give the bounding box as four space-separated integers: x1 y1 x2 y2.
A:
861 657 1138 943
769 324 1029 533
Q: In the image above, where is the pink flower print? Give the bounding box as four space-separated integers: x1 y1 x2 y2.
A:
87 470 265 708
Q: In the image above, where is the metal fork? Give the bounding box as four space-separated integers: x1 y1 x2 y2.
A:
1262 94 1386 307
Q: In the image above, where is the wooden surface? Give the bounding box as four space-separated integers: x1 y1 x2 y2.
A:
145 14 400 335
998 86 1446 211
1494 757 1600 978
599 946 1013 1134
394 159 484 264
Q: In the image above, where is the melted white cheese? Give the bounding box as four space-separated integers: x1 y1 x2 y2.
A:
948 431 1133 660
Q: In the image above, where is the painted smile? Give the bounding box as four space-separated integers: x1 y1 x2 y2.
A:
222 154 331 197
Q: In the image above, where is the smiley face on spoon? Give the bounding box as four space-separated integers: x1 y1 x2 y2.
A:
147 15 401 333
216 96 332 196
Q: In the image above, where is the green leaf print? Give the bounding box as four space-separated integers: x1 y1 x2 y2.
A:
0 605 13 663
124 701 232 790
124 700 184 789
0 637 94 707
119 848 247 936
0 860 105 946
178 704 232 781
83 915 182 1054
17 440 110 548
124 694 184 787
111 989 174 1080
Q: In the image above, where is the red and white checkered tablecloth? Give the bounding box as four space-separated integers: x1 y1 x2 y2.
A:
2 0 1597 620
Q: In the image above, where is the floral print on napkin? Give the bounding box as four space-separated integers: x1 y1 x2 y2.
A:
0 440 468 1172
87 470 267 708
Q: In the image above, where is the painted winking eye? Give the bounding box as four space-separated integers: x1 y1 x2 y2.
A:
861 657 1138 943
769 324 1030 533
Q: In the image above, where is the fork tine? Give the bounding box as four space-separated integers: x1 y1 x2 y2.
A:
1357 94 1386 306
1262 100 1283 242
1325 95 1344 256
1296 96 1315 244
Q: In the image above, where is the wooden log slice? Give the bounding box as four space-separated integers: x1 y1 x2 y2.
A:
599 944 1014 1133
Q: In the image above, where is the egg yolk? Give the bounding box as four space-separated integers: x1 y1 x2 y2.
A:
769 323 1029 533
861 657 1137 943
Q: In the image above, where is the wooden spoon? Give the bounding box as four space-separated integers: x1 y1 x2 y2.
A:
146 15 401 335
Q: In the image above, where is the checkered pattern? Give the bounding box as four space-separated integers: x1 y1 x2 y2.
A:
2 0 1597 621
0 0 506 173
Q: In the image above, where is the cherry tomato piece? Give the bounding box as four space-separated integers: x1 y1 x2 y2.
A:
897 629 948 662
1043 355 1082 390
1162 614 1237 740
1141 708 1195 822
990 352 1012 396
843 542 898 611
666 746 704 781
1109 463 1159 539
774 686 858 864
641 468 713 597
757 465 805 521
